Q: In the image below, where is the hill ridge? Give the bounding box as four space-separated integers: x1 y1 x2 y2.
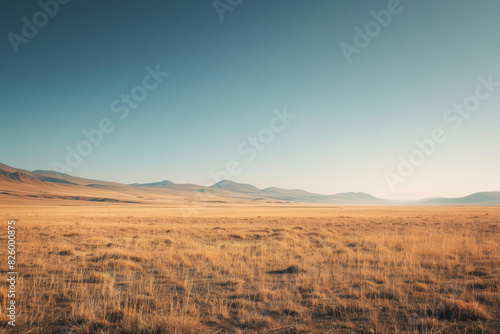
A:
0 162 499 205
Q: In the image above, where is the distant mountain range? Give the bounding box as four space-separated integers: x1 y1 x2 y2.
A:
1 162 499 205
209 180 385 204
419 192 500 205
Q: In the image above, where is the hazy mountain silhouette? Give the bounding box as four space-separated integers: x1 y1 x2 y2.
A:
213 183 384 204
421 192 500 205
1 162 499 205
130 180 175 188
210 180 263 194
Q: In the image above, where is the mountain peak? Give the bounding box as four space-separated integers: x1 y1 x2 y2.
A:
210 180 262 194
129 180 174 188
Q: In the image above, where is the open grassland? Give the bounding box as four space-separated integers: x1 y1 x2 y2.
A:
0 206 499 333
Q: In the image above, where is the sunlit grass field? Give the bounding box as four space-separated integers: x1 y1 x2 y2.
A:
1 206 499 333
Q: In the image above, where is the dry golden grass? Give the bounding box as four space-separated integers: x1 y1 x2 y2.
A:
0 206 499 333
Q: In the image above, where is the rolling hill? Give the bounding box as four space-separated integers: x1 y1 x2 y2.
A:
1 162 499 206
421 192 500 205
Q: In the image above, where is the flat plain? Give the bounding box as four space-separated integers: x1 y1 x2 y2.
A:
0 204 499 333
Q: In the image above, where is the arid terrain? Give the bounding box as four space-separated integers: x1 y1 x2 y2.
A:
1 204 499 333
3 1 500 333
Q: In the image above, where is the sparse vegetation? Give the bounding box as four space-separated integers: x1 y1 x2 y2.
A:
0 206 499 333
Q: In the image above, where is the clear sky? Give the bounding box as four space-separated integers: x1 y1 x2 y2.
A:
1 0 499 200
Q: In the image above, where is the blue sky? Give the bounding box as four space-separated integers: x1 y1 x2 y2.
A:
1 0 499 200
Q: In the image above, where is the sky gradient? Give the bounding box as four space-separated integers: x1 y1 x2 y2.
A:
1 0 499 200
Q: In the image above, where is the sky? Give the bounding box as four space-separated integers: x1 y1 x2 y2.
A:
1 0 499 200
